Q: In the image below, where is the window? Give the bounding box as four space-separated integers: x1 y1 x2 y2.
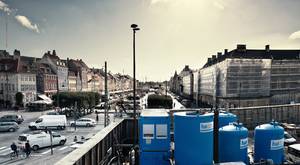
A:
35 118 43 123
18 136 27 142
143 124 154 139
53 135 61 138
156 124 168 139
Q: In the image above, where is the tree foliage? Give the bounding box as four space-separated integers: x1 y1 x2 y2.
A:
147 94 173 109
15 92 24 107
52 92 101 109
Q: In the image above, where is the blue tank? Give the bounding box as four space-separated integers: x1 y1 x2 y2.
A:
219 123 249 164
207 112 237 128
219 112 237 128
174 111 214 165
254 121 284 164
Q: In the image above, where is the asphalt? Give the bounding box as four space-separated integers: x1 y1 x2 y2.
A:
0 110 114 165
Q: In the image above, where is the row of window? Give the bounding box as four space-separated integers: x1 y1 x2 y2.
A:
21 75 36 82
46 83 57 90
45 75 57 80
21 85 36 91
0 83 16 92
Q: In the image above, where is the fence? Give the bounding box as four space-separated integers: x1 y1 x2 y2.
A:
55 118 135 165
229 103 300 129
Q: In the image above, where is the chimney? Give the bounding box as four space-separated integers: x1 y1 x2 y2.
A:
224 49 228 55
265 45 270 52
207 58 212 63
47 51 51 55
13 49 20 56
52 50 56 56
237 44 246 51
217 52 222 58
212 55 216 60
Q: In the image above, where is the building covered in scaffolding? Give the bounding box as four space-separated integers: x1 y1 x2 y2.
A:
171 44 300 108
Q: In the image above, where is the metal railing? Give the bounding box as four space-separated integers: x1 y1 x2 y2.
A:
55 118 135 165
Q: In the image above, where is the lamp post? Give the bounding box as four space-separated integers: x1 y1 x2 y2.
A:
131 24 140 145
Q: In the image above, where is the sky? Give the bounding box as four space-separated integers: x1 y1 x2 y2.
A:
0 0 300 81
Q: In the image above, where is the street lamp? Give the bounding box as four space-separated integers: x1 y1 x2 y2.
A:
131 24 140 145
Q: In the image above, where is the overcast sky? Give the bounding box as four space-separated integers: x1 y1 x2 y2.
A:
0 0 300 81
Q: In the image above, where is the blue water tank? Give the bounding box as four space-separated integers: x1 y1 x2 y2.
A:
219 123 249 164
219 112 237 128
207 112 237 128
254 121 284 164
174 111 214 165
139 109 170 151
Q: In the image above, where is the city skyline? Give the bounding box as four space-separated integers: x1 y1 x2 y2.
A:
1 0 300 81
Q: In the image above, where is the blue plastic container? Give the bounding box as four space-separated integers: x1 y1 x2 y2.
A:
207 112 237 128
174 111 214 165
254 121 284 164
219 112 237 128
140 151 170 165
139 109 170 152
219 123 249 164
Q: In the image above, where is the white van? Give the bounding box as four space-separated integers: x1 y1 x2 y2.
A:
17 131 66 151
29 115 67 130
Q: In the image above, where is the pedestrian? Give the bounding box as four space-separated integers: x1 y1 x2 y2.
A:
96 114 99 123
25 140 31 158
10 142 18 157
74 136 78 142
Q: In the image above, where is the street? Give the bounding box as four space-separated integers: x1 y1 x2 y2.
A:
0 110 113 165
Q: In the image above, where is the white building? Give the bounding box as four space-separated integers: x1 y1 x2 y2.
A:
0 57 36 107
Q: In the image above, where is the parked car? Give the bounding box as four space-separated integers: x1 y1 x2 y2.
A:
17 131 66 151
0 122 19 132
29 115 67 130
70 118 96 127
0 114 24 124
287 143 300 164
285 131 297 145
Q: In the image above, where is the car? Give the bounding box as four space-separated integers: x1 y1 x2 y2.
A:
29 115 67 130
0 122 19 132
70 118 96 127
17 131 67 151
287 143 300 164
285 131 297 145
0 114 24 124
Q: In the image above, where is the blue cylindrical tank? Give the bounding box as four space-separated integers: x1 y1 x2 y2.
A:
219 112 237 128
207 112 237 128
254 121 284 164
219 123 249 164
174 112 213 165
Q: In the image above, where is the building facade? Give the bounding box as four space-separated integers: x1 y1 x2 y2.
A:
39 50 68 91
0 57 36 107
36 63 57 97
171 44 300 108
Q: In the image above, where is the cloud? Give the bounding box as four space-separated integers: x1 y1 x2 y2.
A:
0 0 11 14
15 15 40 33
213 1 225 10
289 31 300 40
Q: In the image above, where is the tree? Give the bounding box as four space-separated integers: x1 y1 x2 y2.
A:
15 92 24 107
147 94 173 109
